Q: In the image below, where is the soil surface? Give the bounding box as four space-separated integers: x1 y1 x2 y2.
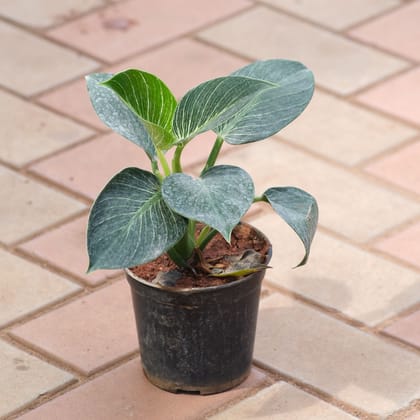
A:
130 224 270 289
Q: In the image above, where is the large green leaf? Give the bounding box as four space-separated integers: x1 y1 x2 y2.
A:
173 59 314 144
263 187 318 267
87 168 187 271
101 69 177 151
86 73 156 158
162 165 254 241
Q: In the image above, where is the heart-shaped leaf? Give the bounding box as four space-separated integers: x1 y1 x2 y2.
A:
162 165 254 241
102 69 177 151
263 187 318 267
173 59 314 144
86 73 156 158
87 168 187 271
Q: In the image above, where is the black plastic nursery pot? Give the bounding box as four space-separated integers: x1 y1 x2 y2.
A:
125 225 272 395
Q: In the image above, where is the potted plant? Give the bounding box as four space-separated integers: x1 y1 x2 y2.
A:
85 59 318 394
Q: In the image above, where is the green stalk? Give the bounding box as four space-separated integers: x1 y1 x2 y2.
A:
172 143 184 173
167 220 196 268
201 136 224 175
157 149 171 177
197 227 218 251
167 247 190 268
151 160 163 181
253 196 266 203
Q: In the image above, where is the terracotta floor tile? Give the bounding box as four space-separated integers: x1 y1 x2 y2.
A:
261 0 400 30
37 38 248 132
0 90 93 167
0 166 86 244
279 90 416 166
29 131 226 200
36 76 106 130
19 215 118 286
0 340 73 418
218 139 420 242
47 0 251 63
0 250 80 328
11 281 138 375
107 38 249 98
374 220 420 269
349 1 420 61
384 310 420 348
29 133 154 200
0 0 107 29
356 67 420 126
364 140 420 195
198 6 408 95
0 21 98 96
210 382 356 419
16 357 267 420
250 213 420 326
255 294 420 416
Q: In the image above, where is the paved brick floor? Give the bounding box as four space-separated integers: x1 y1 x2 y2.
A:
1 0 419 418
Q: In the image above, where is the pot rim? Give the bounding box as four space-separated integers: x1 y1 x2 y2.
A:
125 223 272 295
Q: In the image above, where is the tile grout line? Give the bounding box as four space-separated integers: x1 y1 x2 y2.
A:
1 1 419 418
251 359 376 420
40 1 257 66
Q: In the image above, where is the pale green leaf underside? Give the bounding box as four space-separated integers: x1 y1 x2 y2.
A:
162 165 254 241
102 69 177 151
173 59 314 144
87 168 187 271
86 73 156 158
264 187 318 267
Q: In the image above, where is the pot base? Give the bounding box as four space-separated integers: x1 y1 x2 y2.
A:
143 367 250 395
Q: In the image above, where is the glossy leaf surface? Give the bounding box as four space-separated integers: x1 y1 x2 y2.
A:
86 73 156 158
173 59 314 144
162 165 254 241
102 69 177 150
87 168 187 271
263 187 318 267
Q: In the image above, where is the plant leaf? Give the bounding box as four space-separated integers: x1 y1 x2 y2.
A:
101 69 177 150
86 73 156 158
263 187 318 267
173 59 314 144
210 249 271 277
162 165 254 241
87 168 187 271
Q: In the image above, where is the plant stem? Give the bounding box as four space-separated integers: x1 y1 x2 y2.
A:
167 247 190 268
253 196 266 203
197 227 218 251
151 160 163 181
157 149 171 177
172 143 184 173
201 136 224 175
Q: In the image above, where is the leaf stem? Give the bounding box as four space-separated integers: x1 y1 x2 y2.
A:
172 143 184 173
253 196 266 203
197 227 218 251
157 149 171 177
201 136 224 175
151 160 163 181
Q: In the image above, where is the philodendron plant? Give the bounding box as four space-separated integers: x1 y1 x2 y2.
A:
86 59 318 278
